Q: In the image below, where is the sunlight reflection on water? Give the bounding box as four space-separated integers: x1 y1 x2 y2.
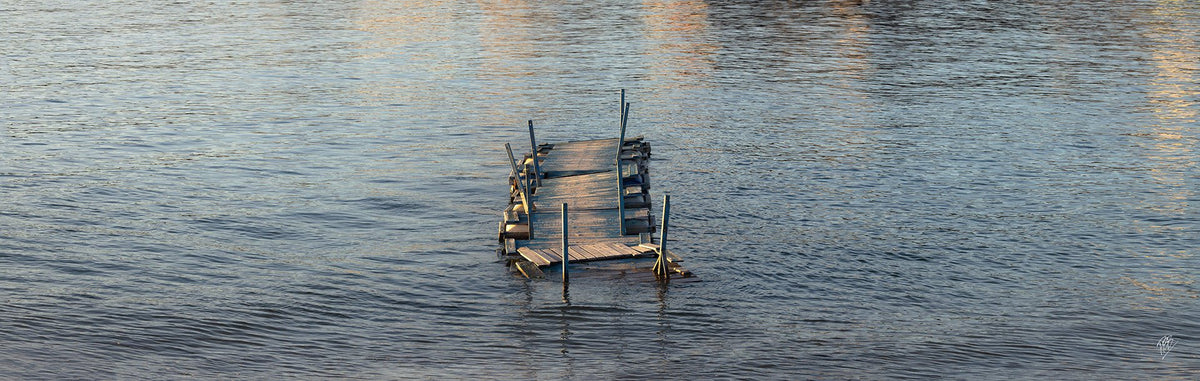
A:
2 0 1197 378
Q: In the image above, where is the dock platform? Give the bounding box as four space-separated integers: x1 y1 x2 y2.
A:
498 91 689 278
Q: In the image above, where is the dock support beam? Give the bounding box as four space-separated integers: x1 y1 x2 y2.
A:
528 120 541 188
653 194 671 277
561 203 569 285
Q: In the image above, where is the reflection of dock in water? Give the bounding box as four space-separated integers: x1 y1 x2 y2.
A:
497 91 690 279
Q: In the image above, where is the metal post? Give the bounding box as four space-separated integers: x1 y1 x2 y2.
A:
505 143 533 238
653 194 670 276
504 143 526 208
617 169 626 236
620 89 625 115
522 161 530 196
617 89 629 163
527 120 542 187
561 203 569 284
619 88 626 155
616 102 629 161
616 101 630 235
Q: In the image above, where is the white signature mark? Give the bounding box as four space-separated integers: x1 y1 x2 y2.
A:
1157 335 1178 360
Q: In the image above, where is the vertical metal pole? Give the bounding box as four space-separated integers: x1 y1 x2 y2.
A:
561 203 569 285
617 171 626 236
505 143 519 178
616 103 629 160
654 194 671 276
617 89 629 164
527 120 541 187
506 143 533 238
660 193 670 256
505 143 527 208
619 89 625 153
620 89 625 114
616 101 630 235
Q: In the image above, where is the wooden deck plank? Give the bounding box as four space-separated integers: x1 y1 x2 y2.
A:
534 173 619 199
519 236 641 251
514 242 649 263
542 161 638 177
573 245 595 261
633 243 657 255
516 247 552 266
541 248 562 263
555 243 634 262
603 242 640 256
514 260 544 278
566 245 591 261
529 208 650 241
574 244 606 260
536 138 643 175
536 248 562 262
591 244 620 258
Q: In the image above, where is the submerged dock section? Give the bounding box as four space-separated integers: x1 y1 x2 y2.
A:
498 91 690 279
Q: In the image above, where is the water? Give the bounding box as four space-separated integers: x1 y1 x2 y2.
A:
3 0 1198 378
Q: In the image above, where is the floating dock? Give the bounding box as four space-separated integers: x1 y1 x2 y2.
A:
498 91 690 279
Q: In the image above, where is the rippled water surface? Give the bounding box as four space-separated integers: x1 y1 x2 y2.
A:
3 0 1199 379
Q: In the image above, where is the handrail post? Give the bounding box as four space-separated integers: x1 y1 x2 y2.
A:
617 171 626 236
561 203 569 284
528 120 542 188
653 194 670 276
505 143 534 239
616 97 630 236
505 143 527 209
616 102 629 160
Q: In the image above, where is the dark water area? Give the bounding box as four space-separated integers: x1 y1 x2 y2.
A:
3 0 1198 379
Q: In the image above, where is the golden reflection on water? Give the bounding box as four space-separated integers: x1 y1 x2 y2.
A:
1142 1 1197 218
477 1 537 79
823 1 879 164
830 0 873 84
473 0 559 114
352 0 460 60
830 0 876 136
349 0 470 106
639 0 717 89
1122 0 1198 309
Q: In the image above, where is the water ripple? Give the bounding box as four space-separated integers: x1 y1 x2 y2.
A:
3 0 1199 378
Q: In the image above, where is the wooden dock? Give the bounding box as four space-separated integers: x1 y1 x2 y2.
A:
498 91 689 278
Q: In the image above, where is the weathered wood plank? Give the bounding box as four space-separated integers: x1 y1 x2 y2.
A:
603 242 641 256
514 241 655 264
574 244 605 260
519 235 642 251
564 245 588 261
580 244 617 262
597 244 628 257
536 138 644 175
536 248 561 263
517 247 552 266
514 260 544 278
529 208 650 241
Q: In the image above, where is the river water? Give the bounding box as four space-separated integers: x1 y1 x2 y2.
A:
3 0 1198 379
